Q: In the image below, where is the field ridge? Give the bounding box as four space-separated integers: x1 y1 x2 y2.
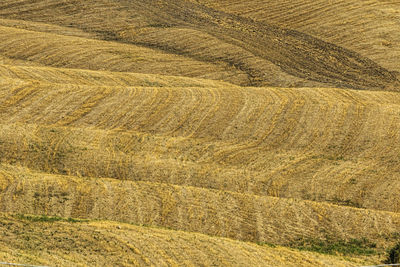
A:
0 1 399 266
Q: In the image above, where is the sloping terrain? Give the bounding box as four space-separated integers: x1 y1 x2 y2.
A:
0 64 233 88
193 0 400 75
0 0 399 89
0 25 248 83
1 164 400 248
1 71 399 265
0 74 399 212
0 213 367 267
0 1 399 266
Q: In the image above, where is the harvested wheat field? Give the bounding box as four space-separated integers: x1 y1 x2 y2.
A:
0 0 399 266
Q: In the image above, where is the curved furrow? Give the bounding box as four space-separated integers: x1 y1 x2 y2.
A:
0 64 233 88
0 0 398 89
1 1 400 265
0 17 96 38
0 79 400 211
124 26 311 87
0 164 399 249
0 212 364 267
198 0 400 75
0 25 247 84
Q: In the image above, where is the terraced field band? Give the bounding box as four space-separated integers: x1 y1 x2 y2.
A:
0 262 49 267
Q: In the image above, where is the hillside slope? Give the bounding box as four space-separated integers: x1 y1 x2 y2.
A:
0 1 399 266
0 213 367 267
0 73 399 212
194 0 400 75
0 0 398 89
1 164 400 249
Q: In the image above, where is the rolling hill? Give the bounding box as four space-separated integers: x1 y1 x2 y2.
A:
0 213 370 267
194 0 400 75
1 71 400 212
0 0 399 266
0 0 399 89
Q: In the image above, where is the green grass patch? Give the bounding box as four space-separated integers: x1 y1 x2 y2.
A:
384 242 400 264
257 242 277 248
330 197 363 208
291 238 377 256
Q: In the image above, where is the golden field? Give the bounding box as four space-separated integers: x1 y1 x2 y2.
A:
0 212 374 267
0 0 399 266
194 0 400 74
